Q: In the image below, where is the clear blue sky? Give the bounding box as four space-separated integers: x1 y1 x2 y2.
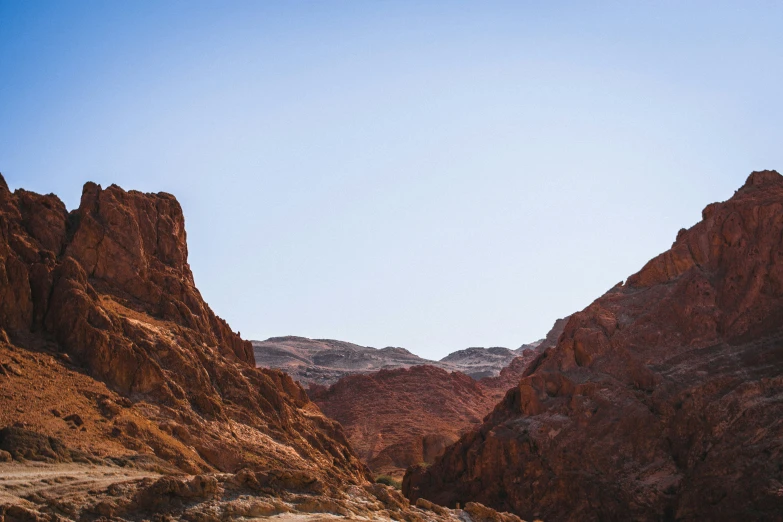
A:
2 1 782 359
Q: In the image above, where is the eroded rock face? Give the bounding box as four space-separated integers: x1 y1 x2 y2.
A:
310 365 496 478
404 171 783 521
308 325 562 478
0 176 367 484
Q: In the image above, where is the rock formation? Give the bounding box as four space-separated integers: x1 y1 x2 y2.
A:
440 346 523 380
308 319 566 477
0 176 518 520
254 328 563 386
530 316 568 351
1 178 362 478
310 365 497 478
253 336 431 386
403 171 783 521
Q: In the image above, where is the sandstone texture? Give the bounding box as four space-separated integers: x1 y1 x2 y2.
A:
0 178 364 480
308 319 565 478
310 365 498 478
404 171 783 521
0 175 518 522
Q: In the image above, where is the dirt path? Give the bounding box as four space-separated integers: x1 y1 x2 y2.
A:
0 462 159 507
0 463 471 521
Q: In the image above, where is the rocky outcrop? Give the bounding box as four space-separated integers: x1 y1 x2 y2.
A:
404 171 783 521
309 365 498 477
0 176 367 483
0 175 531 522
440 347 521 380
308 324 562 478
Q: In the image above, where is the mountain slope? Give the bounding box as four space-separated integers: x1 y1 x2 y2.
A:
403 171 783 521
0 178 365 480
309 318 566 477
0 177 517 520
440 346 522 380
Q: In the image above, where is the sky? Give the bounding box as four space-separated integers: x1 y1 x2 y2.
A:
2 1 782 360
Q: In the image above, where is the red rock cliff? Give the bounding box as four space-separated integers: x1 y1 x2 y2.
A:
404 170 783 521
0 176 368 484
309 329 557 478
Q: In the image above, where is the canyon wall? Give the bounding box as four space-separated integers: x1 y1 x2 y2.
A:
404 171 783 521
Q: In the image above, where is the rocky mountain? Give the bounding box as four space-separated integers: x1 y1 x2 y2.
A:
403 171 783 521
532 316 569 351
309 366 498 479
440 346 523 380
308 319 566 478
253 322 566 385
253 336 431 386
0 176 516 521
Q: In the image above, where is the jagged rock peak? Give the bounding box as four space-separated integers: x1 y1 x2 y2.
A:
0 176 369 486
744 169 782 187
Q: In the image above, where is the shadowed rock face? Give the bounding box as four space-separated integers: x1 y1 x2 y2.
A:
308 318 566 478
440 347 524 380
0 177 368 483
404 171 783 521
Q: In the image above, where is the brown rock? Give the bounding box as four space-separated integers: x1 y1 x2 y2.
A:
0 175 491 522
0 426 86 462
2 363 22 377
309 321 562 478
222 498 279 517
404 171 783 521
0 180 369 490
310 365 493 477
415 497 450 516
63 413 83 426
464 502 524 522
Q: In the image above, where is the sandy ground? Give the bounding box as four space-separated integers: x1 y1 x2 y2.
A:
259 509 470 521
0 463 389 521
0 463 470 521
0 462 158 507
260 514 430 521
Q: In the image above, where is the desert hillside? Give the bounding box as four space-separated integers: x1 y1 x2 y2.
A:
404 171 783 521
0 176 517 521
308 318 566 477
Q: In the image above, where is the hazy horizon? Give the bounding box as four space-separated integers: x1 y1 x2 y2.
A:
3 2 783 359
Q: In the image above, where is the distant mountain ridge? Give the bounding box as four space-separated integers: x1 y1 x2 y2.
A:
253 324 565 386
307 318 568 478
